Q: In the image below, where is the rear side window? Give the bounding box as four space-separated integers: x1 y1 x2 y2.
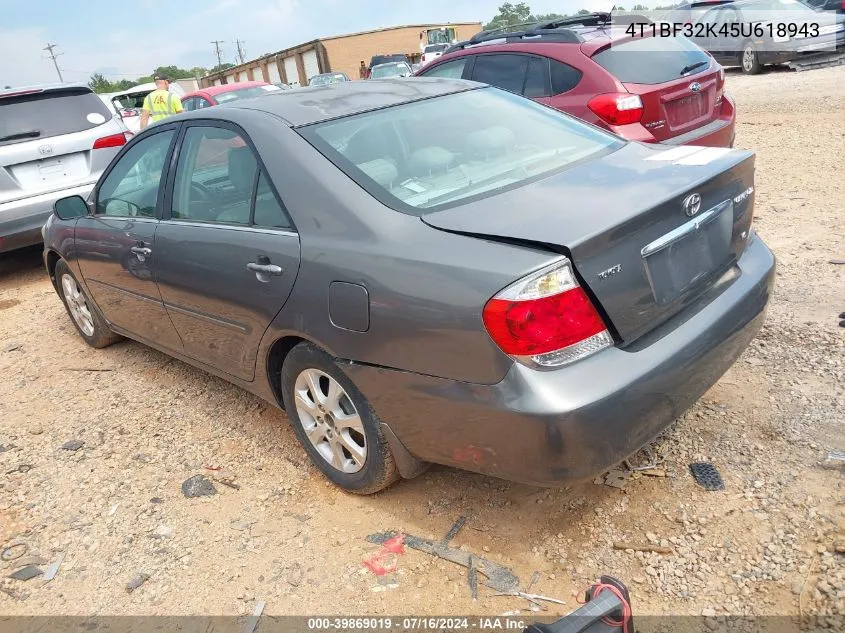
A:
550 60 582 94
0 88 114 146
592 36 711 85
471 54 530 95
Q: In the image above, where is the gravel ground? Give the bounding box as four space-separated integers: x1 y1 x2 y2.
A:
0 65 843 621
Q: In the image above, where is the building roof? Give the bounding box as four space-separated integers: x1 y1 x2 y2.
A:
319 22 481 42
224 77 479 127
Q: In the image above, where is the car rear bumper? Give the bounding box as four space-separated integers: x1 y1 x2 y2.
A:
612 94 737 149
344 233 775 486
0 182 95 253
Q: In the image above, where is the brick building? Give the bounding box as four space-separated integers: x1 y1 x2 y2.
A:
200 22 481 88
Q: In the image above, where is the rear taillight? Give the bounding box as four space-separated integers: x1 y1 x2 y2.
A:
93 133 128 150
482 259 613 368
715 65 725 107
587 93 644 126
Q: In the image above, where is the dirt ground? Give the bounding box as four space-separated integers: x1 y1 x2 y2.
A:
0 65 843 621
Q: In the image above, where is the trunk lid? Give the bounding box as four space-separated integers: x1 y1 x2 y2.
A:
421 142 756 344
589 35 724 142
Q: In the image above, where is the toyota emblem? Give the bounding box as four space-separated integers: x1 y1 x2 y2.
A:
683 193 702 217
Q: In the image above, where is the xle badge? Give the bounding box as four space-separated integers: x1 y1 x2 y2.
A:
598 264 622 280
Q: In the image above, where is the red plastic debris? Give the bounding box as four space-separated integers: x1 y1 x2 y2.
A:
362 533 405 576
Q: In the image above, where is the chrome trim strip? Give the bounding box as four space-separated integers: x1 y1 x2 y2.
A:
641 199 732 258
163 302 249 333
159 219 297 237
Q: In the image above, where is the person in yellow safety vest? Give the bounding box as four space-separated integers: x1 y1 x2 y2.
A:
139 73 183 130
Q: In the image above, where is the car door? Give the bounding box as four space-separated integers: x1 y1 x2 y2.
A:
73 125 184 351
153 122 301 380
692 7 724 59
715 7 744 63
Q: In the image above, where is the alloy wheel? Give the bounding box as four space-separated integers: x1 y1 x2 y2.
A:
743 47 755 72
293 368 367 473
61 274 95 337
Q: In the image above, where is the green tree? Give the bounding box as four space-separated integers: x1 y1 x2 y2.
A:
483 2 533 30
532 12 567 23
577 8 591 14
88 72 114 93
151 65 195 80
631 4 649 10
210 62 235 74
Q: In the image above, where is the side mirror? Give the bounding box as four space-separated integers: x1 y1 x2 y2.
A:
54 196 89 220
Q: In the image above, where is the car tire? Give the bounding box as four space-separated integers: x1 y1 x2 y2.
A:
281 342 399 494
741 41 761 74
55 259 122 349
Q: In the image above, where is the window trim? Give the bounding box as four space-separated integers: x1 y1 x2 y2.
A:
92 123 181 220
161 119 296 232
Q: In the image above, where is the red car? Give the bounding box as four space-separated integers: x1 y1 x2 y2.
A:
415 13 735 148
181 81 283 111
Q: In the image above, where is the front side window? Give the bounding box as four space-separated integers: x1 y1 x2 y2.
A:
96 130 175 217
182 98 196 111
171 127 257 225
420 58 467 79
300 87 623 215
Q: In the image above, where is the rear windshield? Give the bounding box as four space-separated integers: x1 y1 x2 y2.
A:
0 88 113 146
215 85 280 103
300 87 623 215
424 44 448 53
370 64 411 78
592 35 711 84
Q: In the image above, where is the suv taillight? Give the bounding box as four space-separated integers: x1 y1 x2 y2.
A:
587 93 644 126
482 259 613 368
93 133 128 150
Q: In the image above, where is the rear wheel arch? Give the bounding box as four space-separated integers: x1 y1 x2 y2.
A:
266 335 308 410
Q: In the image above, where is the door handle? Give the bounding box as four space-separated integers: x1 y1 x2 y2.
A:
246 262 283 275
130 246 152 256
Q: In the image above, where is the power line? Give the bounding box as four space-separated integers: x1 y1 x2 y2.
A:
234 39 246 64
211 40 224 67
43 43 64 82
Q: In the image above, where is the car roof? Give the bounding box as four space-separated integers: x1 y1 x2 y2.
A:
185 81 270 99
218 77 479 127
0 82 92 98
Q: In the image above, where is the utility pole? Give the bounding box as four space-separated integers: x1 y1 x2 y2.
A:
43 43 64 82
211 40 224 67
234 40 246 64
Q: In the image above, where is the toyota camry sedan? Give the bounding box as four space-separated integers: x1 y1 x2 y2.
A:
43 78 775 494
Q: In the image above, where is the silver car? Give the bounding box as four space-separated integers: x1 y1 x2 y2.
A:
0 83 130 252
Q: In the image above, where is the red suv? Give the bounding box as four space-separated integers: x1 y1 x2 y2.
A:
415 13 735 147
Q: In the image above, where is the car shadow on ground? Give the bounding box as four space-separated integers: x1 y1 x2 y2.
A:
0 245 44 282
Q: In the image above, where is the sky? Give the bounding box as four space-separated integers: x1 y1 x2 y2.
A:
0 0 614 87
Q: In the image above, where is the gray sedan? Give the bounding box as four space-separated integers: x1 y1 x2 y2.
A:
43 78 775 494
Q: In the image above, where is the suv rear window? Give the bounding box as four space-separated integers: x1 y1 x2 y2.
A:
0 88 113 146
591 36 711 85
424 44 448 53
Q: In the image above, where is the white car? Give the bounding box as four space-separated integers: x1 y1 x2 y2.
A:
421 44 449 67
109 82 186 134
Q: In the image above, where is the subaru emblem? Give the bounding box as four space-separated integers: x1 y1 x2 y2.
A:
683 193 702 217
38 144 53 156
689 82 702 93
